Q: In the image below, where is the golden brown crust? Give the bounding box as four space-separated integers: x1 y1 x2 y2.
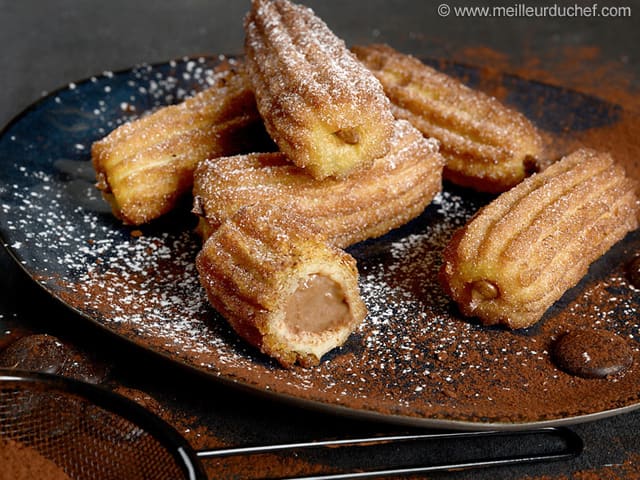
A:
440 148 639 329
352 43 544 193
244 0 395 179
192 120 444 248
91 60 265 225
196 203 367 367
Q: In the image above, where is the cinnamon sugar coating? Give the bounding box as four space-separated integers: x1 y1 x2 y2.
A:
91 62 263 225
244 0 395 179
440 148 639 329
352 44 544 193
196 204 367 368
192 120 444 248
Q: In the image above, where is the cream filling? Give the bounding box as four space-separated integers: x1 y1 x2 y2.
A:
284 274 351 336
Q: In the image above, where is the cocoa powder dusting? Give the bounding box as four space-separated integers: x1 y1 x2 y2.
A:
49 189 640 426
455 44 639 111
112 385 322 479
573 111 640 191
3 52 640 429
0 438 71 480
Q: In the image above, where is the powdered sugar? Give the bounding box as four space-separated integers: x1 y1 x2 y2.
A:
2 53 640 427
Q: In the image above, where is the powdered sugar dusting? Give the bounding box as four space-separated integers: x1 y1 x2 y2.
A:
2 55 640 427
244 0 395 175
247 0 389 110
0 56 260 366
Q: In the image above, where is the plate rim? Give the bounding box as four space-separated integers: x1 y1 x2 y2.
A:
1 55 638 431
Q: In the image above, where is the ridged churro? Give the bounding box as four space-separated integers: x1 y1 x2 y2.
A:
244 0 395 179
196 203 367 367
92 61 264 225
192 120 444 248
352 44 544 193
440 148 639 329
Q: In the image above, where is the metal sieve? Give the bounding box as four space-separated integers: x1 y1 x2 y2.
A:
0 369 583 480
0 369 204 479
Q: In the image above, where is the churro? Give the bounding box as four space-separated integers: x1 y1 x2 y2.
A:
92 61 264 225
244 0 395 179
196 203 367 367
192 120 443 248
440 148 639 329
353 44 544 193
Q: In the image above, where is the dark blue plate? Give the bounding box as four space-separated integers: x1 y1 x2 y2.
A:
1 55 638 430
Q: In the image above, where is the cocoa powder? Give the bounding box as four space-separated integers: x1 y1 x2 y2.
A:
50 189 640 426
4 52 640 429
454 44 639 112
0 438 71 480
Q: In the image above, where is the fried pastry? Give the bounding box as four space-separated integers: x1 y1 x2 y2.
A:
196 203 367 367
440 148 639 329
92 61 264 225
244 0 395 179
352 44 544 193
192 120 444 248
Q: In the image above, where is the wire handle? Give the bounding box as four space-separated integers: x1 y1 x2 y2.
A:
197 427 583 480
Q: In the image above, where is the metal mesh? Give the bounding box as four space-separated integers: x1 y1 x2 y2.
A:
0 376 201 480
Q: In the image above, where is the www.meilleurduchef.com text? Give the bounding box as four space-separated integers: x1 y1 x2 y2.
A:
436 3 632 18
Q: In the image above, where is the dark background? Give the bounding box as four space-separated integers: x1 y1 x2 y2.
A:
2 0 638 128
1 1 639 478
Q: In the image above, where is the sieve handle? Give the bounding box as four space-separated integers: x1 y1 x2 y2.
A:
195 426 583 479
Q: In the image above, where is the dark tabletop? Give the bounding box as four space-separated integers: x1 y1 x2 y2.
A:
1 1 639 478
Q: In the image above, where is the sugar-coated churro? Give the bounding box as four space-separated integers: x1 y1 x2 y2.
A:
92 61 264 225
353 43 544 193
244 0 395 179
440 148 639 329
192 120 443 248
196 203 367 367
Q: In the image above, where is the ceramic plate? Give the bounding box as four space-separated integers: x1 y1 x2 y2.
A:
2 55 639 430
